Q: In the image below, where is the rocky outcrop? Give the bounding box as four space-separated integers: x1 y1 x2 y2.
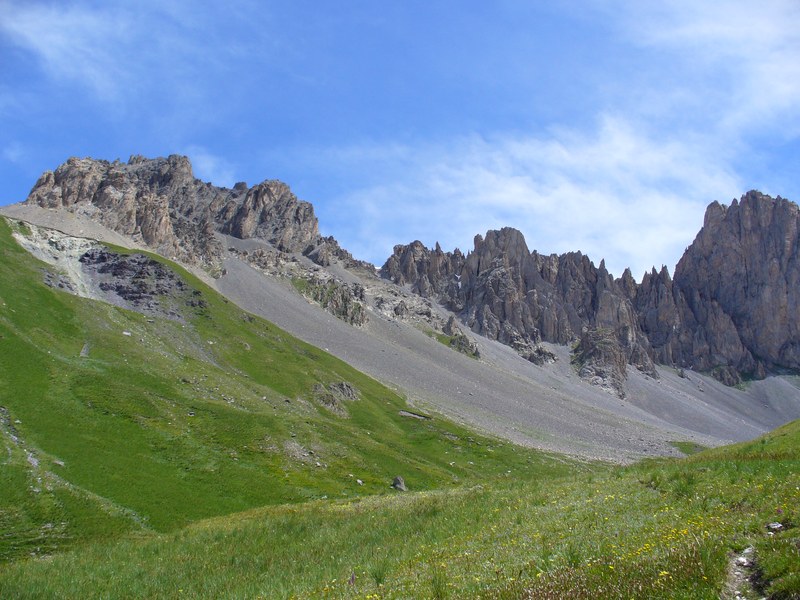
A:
217 179 319 252
77 248 207 320
638 191 800 384
571 327 629 398
26 155 223 268
312 382 359 416
12 221 205 322
24 155 335 272
304 236 375 271
441 316 481 359
294 275 367 326
382 192 800 391
382 227 652 386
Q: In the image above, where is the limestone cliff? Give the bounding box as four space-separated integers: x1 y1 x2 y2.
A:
382 227 654 377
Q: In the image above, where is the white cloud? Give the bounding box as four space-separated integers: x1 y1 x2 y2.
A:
321 116 741 279
184 146 237 189
0 1 269 111
609 0 800 136
319 2 797 277
0 3 137 102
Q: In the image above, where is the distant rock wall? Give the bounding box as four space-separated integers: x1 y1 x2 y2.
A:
382 192 800 389
382 227 654 379
640 191 800 384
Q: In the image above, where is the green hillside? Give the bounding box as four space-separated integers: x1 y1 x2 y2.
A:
0 217 567 560
1 420 797 598
1 216 798 599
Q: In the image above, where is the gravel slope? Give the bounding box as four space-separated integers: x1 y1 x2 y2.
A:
216 252 800 462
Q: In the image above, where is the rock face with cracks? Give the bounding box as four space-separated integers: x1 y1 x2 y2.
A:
641 191 800 385
382 227 655 391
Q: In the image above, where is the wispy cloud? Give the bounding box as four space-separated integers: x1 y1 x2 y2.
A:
319 116 740 278
313 1 798 276
0 1 271 112
1 141 26 164
607 0 800 136
0 3 137 103
184 146 238 189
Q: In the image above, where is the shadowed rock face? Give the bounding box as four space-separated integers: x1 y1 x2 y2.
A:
383 192 800 389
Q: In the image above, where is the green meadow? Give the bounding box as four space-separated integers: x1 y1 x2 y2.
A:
0 216 798 598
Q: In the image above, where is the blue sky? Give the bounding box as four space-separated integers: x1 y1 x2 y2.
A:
1 1 798 278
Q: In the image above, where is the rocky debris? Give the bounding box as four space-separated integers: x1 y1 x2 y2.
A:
522 344 558 366
372 289 446 330
724 546 758 600
442 316 481 358
328 382 359 401
364 275 488 359
571 327 629 398
78 248 206 320
43 270 77 293
392 300 408 317
305 235 375 271
283 439 319 464
295 275 367 326
382 192 800 391
0 406 20 444
229 244 296 276
226 241 372 327
12 221 206 322
391 475 407 491
312 382 360 415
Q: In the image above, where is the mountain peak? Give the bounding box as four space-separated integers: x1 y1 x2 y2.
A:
22 154 326 269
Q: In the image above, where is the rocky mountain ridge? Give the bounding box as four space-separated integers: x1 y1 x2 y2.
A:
24 154 363 273
384 191 800 391
18 155 800 394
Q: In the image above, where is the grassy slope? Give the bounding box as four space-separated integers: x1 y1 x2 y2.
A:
1 423 797 599
1 217 798 598
0 217 568 561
